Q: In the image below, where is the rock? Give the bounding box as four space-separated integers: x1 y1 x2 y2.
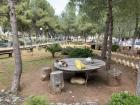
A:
57 103 64 105
50 102 100 105
118 59 121 64
0 91 24 105
123 60 128 66
75 103 81 105
72 96 75 98
0 97 2 102
126 61 130 67
122 59 125 65
1 89 5 93
86 101 100 105
41 67 52 81
71 77 86 85
131 62 136 69
50 103 55 105
63 103 67 105
136 64 139 70
0 71 4 73
69 91 72 94
13 97 19 103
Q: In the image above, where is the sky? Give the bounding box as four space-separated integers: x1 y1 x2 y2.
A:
48 0 68 15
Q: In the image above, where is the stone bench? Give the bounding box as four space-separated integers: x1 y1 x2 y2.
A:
0 50 13 57
40 67 52 81
107 69 122 86
50 71 64 93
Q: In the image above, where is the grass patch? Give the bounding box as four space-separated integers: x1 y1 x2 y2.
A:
22 58 53 73
0 51 53 88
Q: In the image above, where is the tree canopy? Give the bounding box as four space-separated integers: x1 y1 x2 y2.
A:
0 0 140 38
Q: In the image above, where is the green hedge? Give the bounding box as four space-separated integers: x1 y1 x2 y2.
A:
24 96 49 105
61 47 93 58
111 45 119 52
108 92 140 105
61 47 73 55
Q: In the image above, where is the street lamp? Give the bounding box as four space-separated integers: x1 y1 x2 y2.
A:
40 27 43 31
40 27 43 43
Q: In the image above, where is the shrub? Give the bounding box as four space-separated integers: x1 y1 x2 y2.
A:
108 92 140 105
111 45 119 52
19 40 25 46
68 48 93 58
24 96 49 105
47 43 62 58
61 47 73 55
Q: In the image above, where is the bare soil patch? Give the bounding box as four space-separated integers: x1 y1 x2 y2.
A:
20 62 136 104
0 48 137 104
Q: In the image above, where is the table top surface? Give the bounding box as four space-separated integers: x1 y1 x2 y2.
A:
54 58 105 72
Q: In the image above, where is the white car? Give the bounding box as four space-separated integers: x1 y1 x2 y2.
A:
134 42 140 49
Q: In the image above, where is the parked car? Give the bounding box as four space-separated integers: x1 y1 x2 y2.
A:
0 40 8 48
134 42 140 49
0 42 8 48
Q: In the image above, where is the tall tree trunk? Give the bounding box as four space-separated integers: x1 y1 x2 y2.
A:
106 0 113 70
52 52 55 58
132 13 139 48
118 27 121 43
23 33 26 46
84 36 87 43
83 32 87 43
101 13 110 59
77 36 78 41
136 63 140 96
28 31 32 45
8 0 22 93
106 18 113 70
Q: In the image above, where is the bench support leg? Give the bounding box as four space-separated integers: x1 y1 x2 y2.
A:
9 53 12 57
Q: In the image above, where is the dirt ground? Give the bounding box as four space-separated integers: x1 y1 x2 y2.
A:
0 48 137 104
20 62 136 105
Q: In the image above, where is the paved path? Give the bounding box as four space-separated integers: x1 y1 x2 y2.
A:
0 41 65 51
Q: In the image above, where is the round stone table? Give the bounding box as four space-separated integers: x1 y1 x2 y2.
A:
54 58 105 85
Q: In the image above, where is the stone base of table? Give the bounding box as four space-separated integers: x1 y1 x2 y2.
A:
70 77 86 85
50 71 64 93
107 69 122 86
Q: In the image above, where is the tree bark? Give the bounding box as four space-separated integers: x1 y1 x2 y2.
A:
132 13 139 48
83 32 87 43
77 36 78 41
106 0 113 70
84 36 87 43
136 63 140 96
8 0 22 93
101 13 110 59
52 52 55 58
106 20 113 70
28 31 32 45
